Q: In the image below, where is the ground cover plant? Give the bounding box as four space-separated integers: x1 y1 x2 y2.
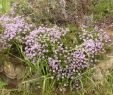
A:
0 0 113 95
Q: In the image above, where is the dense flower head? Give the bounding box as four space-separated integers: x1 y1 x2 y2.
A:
48 57 60 70
81 39 104 62
46 26 69 43
83 39 97 55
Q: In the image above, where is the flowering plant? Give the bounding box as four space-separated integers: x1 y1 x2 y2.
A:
0 13 111 90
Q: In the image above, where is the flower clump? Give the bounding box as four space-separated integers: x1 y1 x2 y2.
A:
0 14 112 89
0 14 33 49
24 26 69 62
79 25 111 55
46 25 112 87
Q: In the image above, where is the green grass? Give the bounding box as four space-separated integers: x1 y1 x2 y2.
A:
0 0 10 13
93 0 113 20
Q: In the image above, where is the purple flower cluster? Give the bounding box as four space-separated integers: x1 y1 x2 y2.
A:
48 49 88 81
47 25 111 87
24 26 69 62
0 14 32 49
71 49 88 69
46 26 68 43
83 39 96 54
48 57 60 72
82 39 103 55
79 25 111 56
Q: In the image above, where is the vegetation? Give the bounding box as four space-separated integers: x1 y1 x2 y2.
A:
0 0 113 95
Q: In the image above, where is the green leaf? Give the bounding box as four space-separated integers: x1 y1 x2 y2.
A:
0 80 6 88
